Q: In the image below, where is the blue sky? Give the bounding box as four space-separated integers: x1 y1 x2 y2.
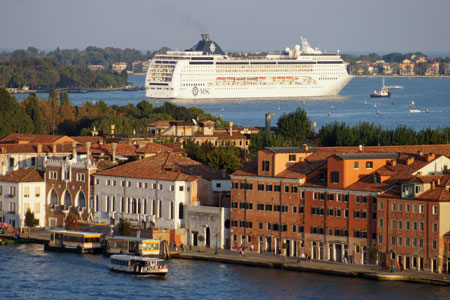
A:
1 0 449 53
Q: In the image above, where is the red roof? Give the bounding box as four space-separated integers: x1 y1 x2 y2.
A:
0 168 44 182
0 133 73 144
96 151 228 181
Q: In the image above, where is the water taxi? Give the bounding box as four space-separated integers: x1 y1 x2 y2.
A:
106 236 160 256
110 255 168 277
44 230 103 254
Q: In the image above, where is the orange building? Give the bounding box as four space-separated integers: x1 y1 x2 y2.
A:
230 145 450 272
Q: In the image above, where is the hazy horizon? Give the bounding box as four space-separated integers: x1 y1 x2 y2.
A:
1 0 449 53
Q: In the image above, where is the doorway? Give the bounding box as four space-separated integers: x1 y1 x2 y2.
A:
266 236 272 253
193 232 198 246
406 256 410 269
206 227 211 247
285 240 290 256
335 244 342 262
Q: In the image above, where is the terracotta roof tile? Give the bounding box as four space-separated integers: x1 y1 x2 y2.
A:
96 152 228 181
0 133 73 144
0 168 44 182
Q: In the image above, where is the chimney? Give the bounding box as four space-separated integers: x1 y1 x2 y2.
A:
312 122 317 134
37 144 42 153
406 156 415 165
389 159 397 167
302 144 309 151
358 145 363 152
72 141 77 159
111 124 115 136
426 153 435 162
418 150 423 157
265 113 271 132
111 143 117 162
1 147 6 154
86 142 91 160
52 143 56 153
229 121 233 137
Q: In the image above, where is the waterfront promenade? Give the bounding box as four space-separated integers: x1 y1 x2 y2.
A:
178 247 450 286
2 229 449 286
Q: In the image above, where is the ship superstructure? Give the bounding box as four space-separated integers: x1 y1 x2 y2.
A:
145 34 352 99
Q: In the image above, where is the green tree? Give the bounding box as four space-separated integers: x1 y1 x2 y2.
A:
0 88 34 136
24 94 46 134
118 219 132 236
25 209 38 227
249 131 286 160
277 108 311 146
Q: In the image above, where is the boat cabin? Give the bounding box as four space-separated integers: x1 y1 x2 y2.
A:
47 230 102 253
107 236 160 256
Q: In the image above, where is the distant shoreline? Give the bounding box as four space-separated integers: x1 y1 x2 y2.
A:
354 75 450 78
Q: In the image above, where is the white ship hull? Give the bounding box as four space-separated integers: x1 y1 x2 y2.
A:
145 35 352 100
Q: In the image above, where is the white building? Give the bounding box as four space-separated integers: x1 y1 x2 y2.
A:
0 169 45 230
93 151 229 230
185 205 230 249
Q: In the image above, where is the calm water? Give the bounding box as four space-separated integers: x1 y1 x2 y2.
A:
1 244 450 300
14 76 450 130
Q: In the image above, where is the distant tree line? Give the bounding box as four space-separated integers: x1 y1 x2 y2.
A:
0 88 224 137
0 46 155 69
0 57 128 89
248 108 450 157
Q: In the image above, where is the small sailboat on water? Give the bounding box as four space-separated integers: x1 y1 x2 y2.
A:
370 78 391 98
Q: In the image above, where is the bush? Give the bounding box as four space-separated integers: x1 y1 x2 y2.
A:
118 219 132 236
24 209 37 227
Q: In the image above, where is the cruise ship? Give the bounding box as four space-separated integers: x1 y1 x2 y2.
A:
145 34 352 99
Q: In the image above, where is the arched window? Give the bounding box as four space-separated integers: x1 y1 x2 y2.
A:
50 189 58 205
170 202 174 219
64 191 72 206
179 203 184 219
78 191 86 208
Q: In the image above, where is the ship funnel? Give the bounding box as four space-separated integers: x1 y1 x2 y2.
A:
201 34 210 41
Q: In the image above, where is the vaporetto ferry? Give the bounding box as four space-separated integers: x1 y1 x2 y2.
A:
145 34 352 99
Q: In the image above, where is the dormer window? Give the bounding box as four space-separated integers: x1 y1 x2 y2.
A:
374 176 381 184
262 161 270 171
366 161 373 169
415 185 422 194
402 184 414 199
289 154 296 162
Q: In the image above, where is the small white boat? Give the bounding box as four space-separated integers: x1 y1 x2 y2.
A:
110 255 168 277
410 109 421 113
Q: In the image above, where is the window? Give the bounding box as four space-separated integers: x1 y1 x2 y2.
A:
291 186 298 193
293 206 297 213
289 154 296 161
432 240 437 250
274 205 281 212
257 184 264 191
419 221 424 231
35 186 40 197
299 206 304 214
179 186 184 191
433 223 438 233
170 185 175 192
354 162 359 169
379 201 384 211
231 182 238 189
293 225 297 233
391 219 396 229
49 171 57 179
344 209 349 218
262 160 270 171
9 157 14 167
336 209 341 217
216 183 221 188
419 238 424 248
328 208 334 216
259 222 263 229
301 190 305 199
366 161 373 169
391 203 396 211
284 185 289 193
337 194 342 202
398 203 403 212
266 184 273 192
354 210 361 219
398 220 403 230
361 211 367 219
9 186 16 197
319 193 325 200
344 195 349 203
257 203 264 211
413 205 418 213
313 192 318 200
9 202 16 213
391 236 396 245
406 237 410 247
328 194 334 201
398 237 402 246
76 173 85 182
231 220 238 227
413 221 418 231
362 196 367 204
419 205 424 214
266 204 272 211
231 201 238 209
379 218 383 228
24 187 30 198
331 171 339 183
406 204 410 212
415 185 422 193
378 234 383 244
282 205 289 213
432 206 437 215
274 185 281 192
406 221 410 230
356 196 360 204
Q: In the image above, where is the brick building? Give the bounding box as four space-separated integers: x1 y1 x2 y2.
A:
230 145 450 272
